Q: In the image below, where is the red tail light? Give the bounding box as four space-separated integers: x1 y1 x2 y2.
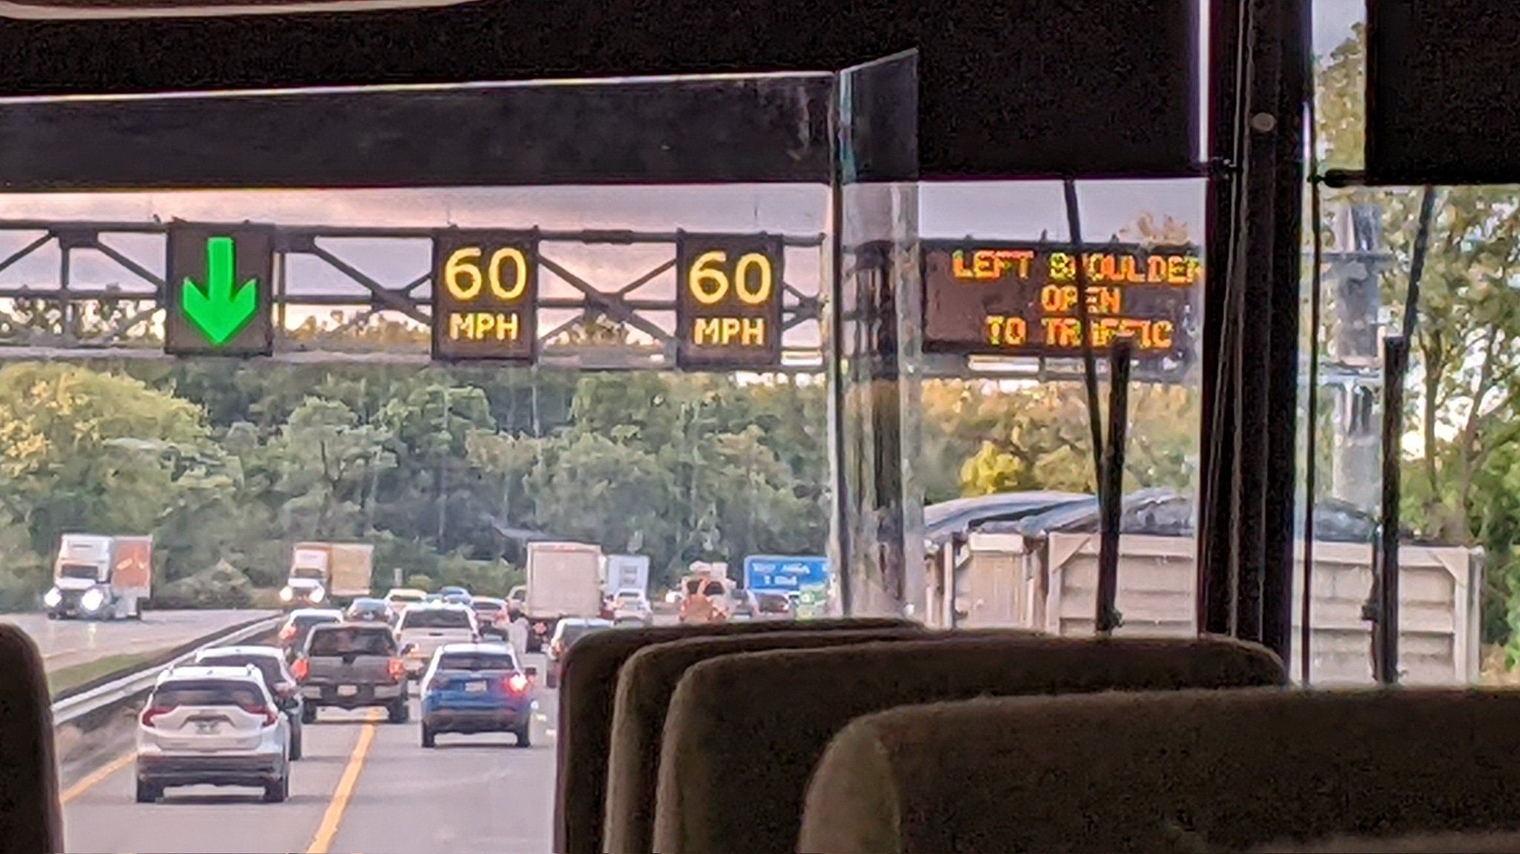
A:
505 673 529 694
279 625 296 641
551 642 564 658
291 659 309 681
140 706 171 727
387 658 405 682
242 704 279 727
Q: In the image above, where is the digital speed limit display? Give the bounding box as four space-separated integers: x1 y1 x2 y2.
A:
674 232 785 370
431 230 539 362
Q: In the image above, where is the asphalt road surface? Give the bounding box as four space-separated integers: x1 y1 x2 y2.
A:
4 609 278 672
61 651 559 854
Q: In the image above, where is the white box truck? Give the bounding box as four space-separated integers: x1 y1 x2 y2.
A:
603 554 651 596
523 541 604 652
280 542 373 609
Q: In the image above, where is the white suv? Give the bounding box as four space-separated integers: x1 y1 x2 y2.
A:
134 665 292 804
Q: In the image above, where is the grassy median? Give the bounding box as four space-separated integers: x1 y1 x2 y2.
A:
48 652 155 698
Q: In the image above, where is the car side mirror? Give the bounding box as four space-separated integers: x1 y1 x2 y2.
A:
400 642 416 655
524 666 538 678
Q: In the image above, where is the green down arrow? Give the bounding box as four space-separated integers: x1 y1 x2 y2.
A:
181 235 258 346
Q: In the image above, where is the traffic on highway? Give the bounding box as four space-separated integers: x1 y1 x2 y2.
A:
27 548 816 854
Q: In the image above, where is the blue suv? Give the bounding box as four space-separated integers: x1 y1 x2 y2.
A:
419 642 536 748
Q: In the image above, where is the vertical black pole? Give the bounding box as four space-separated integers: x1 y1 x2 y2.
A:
1198 0 1245 638
1376 335 1407 684
1062 178 1105 500
1097 339 1132 635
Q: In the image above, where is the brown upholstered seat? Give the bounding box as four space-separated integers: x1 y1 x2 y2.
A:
552 618 914 854
798 688 1520 853
1253 831 1520 853
654 634 1286 854
0 624 63 854
602 626 929 854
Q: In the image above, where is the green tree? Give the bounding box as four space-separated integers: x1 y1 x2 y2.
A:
266 397 397 539
1315 25 1520 651
525 431 677 575
0 364 205 561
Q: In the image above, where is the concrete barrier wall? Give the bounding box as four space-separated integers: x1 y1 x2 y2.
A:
947 532 1480 685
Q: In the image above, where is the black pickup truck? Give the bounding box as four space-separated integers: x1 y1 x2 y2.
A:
294 623 411 724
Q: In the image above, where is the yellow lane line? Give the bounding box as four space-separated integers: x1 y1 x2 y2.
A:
306 710 382 854
60 751 134 804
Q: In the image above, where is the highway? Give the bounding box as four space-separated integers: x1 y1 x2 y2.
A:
60 650 558 854
4 609 279 672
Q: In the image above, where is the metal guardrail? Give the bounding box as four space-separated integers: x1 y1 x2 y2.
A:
51 615 283 727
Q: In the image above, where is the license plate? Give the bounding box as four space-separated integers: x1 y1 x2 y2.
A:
465 681 487 693
337 685 359 697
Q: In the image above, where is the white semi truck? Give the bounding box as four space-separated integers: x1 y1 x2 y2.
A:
42 534 153 621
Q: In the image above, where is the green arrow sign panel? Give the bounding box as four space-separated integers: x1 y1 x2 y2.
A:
164 225 274 357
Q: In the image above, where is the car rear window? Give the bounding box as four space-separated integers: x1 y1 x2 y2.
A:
199 655 283 687
558 622 609 644
401 609 472 629
436 652 516 672
471 601 503 613
307 627 397 656
153 680 264 708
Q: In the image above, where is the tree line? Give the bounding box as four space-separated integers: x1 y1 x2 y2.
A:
0 353 1204 612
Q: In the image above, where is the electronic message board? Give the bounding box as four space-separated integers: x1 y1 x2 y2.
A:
163 224 275 357
920 241 1201 361
431 230 538 363
675 232 785 371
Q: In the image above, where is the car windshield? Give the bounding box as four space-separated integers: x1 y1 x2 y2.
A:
290 566 325 580
401 609 472 629
471 601 503 613
307 627 396 657
152 680 264 708
198 655 283 687
57 562 99 579
435 652 516 672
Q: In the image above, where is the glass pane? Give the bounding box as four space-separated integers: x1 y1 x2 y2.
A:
830 50 922 618
1297 0 1487 687
917 179 1205 635
0 72 833 854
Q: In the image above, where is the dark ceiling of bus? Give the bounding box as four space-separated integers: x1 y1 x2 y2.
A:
0 0 1199 182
